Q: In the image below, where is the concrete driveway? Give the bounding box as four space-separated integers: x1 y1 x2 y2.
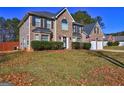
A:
98 49 124 52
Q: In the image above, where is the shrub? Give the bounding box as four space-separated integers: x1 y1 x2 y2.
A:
113 41 119 46
72 42 80 49
31 41 63 50
107 41 119 46
83 43 91 50
107 42 113 46
72 42 91 50
31 41 41 50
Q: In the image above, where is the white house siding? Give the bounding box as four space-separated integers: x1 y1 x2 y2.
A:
19 17 30 50
119 42 124 46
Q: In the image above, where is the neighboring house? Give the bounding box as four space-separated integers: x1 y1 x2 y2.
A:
19 8 104 51
104 35 124 46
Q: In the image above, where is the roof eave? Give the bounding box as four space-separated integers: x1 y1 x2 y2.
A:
56 8 75 22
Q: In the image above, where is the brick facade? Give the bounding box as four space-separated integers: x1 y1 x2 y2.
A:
89 23 104 41
56 10 73 49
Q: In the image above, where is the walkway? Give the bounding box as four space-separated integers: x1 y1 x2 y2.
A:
0 50 19 54
98 49 124 53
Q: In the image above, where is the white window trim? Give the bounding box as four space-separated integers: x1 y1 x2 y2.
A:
34 34 40 40
61 19 68 31
41 35 49 41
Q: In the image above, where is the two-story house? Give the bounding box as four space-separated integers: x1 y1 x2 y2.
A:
19 8 104 51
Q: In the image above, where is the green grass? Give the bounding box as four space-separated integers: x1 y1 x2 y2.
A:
0 50 124 86
104 46 124 50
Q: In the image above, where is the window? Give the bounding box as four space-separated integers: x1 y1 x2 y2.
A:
35 34 40 40
46 20 51 29
94 27 99 34
73 26 76 32
97 27 99 34
77 26 80 32
35 18 41 27
61 19 68 31
77 37 81 42
41 35 49 41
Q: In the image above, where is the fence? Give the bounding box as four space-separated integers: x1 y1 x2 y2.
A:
0 41 19 51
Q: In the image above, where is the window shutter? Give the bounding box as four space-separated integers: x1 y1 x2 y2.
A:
41 18 43 28
51 21 54 29
32 16 35 26
44 19 47 28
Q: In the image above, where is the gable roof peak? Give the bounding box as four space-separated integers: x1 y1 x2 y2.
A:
83 22 96 35
56 8 75 22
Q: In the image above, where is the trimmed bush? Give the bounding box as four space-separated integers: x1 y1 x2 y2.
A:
31 41 41 50
31 41 63 50
83 43 91 50
72 42 91 50
107 42 113 46
113 41 119 46
107 41 119 46
72 42 80 49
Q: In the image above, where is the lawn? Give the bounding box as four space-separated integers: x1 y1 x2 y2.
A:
104 46 124 50
0 50 124 86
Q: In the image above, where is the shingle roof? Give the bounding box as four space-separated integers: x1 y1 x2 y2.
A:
32 27 52 34
73 32 82 38
73 22 83 26
28 11 56 19
19 8 76 27
83 23 96 35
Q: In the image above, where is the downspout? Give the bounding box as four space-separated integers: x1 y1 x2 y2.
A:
54 20 57 41
28 16 31 50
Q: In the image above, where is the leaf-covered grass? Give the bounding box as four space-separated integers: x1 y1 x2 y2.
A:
0 50 124 86
104 46 124 50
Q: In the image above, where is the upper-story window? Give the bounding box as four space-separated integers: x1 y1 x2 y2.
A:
94 27 99 34
61 19 68 31
35 17 41 27
73 26 76 32
77 26 80 33
46 20 51 29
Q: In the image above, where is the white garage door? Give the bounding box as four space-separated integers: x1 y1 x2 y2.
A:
119 42 124 46
90 41 103 50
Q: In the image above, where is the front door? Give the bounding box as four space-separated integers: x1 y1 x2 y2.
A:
63 37 67 49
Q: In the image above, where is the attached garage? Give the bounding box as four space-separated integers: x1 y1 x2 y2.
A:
119 41 124 46
90 41 103 50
